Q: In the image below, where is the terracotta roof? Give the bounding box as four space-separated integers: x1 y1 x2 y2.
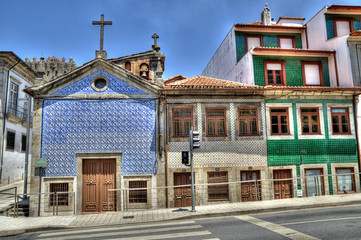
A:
252 47 335 55
235 23 305 30
327 5 361 11
164 75 187 84
264 85 361 91
278 17 305 20
163 75 263 90
350 31 361 36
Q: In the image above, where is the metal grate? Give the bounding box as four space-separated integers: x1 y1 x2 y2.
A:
50 183 69 206
129 181 147 203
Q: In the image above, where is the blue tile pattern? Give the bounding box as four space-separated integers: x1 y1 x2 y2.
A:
41 98 156 176
167 98 268 168
52 70 148 95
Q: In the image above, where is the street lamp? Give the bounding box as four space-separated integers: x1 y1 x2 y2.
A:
19 97 31 200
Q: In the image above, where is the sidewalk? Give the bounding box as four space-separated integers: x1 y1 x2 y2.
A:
1 193 360 237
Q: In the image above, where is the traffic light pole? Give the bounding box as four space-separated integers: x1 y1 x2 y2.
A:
189 128 196 212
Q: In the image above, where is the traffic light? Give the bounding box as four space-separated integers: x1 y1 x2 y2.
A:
190 130 200 150
181 151 189 165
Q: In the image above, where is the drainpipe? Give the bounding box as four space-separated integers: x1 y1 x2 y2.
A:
0 59 20 183
164 92 168 208
353 93 361 185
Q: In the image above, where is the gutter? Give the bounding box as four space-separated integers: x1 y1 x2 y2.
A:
353 93 361 182
0 59 21 182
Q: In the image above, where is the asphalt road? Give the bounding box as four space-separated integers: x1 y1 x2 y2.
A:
6 204 361 240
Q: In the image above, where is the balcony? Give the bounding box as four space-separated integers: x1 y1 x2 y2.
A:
7 103 33 122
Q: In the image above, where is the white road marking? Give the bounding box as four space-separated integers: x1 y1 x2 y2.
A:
236 215 319 240
104 231 212 240
38 225 203 239
38 220 196 236
281 216 361 226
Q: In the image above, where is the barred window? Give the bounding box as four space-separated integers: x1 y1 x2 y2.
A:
6 131 15 151
50 183 69 206
129 181 147 203
208 172 229 201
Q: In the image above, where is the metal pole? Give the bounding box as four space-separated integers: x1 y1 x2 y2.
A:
14 187 17 218
38 168 42 217
23 97 31 200
56 193 58 215
190 128 196 212
73 192 75 215
107 190 110 212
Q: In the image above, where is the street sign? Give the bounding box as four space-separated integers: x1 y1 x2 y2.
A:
35 158 47 168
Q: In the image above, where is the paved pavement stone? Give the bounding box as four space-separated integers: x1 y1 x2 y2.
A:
0 193 360 237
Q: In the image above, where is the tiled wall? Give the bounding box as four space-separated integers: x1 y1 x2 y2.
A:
266 99 358 166
326 14 361 40
41 69 158 177
167 98 267 168
253 56 330 86
52 70 148 95
235 32 302 61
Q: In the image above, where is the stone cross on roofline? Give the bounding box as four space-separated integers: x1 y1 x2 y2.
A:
92 14 112 59
152 33 160 52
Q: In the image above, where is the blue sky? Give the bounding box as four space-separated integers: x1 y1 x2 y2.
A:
1 0 359 79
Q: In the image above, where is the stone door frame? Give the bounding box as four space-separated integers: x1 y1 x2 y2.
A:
76 152 121 215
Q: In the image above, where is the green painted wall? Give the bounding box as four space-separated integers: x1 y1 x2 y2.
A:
235 32 302 61
267 99 358 195
253 56 330 87
326 14 361 40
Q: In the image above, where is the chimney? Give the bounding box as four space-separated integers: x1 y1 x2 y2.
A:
261 3 271 26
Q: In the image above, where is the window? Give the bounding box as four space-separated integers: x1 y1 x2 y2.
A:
301 108 320 134
305 169 324 197
302 62 323 86
336 168 355 193
124 61 131 71
331 108 351 134
278 36 295 49
264 61 286 85
50 183 69 206
239 107 258 136
334 18 354 37
245 35 263 51
206 108 226 137
140 63 149 80
270 108 289 135
208 172 229 201
91 75 109 92
6 131 15 151
173 108 193 137
21 135 27 152
9 82 18 116
129 181 147 203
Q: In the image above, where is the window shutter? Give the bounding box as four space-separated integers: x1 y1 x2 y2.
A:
279 38 293 49
247 37 261 50
304 64 321 85
336 20 351 36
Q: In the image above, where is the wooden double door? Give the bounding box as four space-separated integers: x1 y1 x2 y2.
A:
273 169 293 199
241 171 262 202
82 159 116 213
174 173 192 207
